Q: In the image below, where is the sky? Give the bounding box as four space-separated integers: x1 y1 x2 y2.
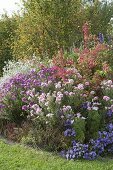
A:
0 0 23 17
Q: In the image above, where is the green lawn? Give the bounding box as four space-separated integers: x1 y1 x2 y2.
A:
0 140 113 170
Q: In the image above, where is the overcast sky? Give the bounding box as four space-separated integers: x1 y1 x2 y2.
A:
0 0 22 16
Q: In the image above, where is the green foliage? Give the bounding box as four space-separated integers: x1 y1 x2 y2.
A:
29 117 66 151
86 110 101 140
0 14 17 76
11 0 113 60
84 0 113 38
0 0 112 64
1 88 28 125
12 0 84 59
73 118 86 143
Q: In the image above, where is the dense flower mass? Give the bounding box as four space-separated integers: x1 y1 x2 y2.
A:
1 37 113 160
0 61 113 159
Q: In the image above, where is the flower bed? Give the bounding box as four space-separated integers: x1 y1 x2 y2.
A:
1 24 113 160
0 56 113 160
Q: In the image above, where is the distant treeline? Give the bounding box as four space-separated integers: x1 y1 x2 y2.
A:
0 0 113 76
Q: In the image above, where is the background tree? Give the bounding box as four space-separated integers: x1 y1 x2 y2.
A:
84 0 113 38
12 0 113 60
12 0 85 59
0 14 18 76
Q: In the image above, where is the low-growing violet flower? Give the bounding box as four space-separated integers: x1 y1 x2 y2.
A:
31 104 39 110
84 151 97 160
64 91 69 95
38 93 46 103
64 128 76 137
85 82 90 86
22 97 28 103
77 84 84 90
107 123 113 132
93 96 98 101
103 96 110 101
65 119 74 126
77 73 82 79
82 94 87 97
41 82 48 87
107 109 112 117
76 112 81 118
22 105 28 111
82 102 88 109
62 105 72 112
0 104 5 109
56 96 62 103
98 33 104 43
36 107 42 114
69 92 75 96
60 150 66 157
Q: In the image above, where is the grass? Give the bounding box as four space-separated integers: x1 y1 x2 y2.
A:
0 140 113 170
